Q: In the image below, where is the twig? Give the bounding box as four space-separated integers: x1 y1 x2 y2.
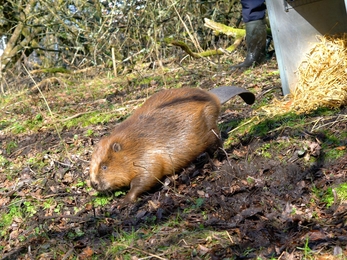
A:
72 65 105 74
117 244 168 260
311 114 347 131
60 111 95 122
225 231 234 244
218 147 231 167
171 2 200 53
228 116 258 134
23 65 72 161
0 179 34 197
186 14 203 52
48 156 72 167
42 192 88 199
39 214 85 220
122 48 146 63
111 47 118 77
211 129 232 166
61 248 74 260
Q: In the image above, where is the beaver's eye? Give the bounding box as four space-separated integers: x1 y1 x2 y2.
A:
101 165 107 171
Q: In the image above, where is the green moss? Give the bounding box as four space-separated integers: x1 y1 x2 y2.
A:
256 143 272 158
313 182 347 208
40 67 71 74
64 112 116 129
0 120 11 130
325 148 345 161
320 129 347 161
311 107 340 117
12 122 26 134
85 113 115 126
336 183 347 201
106 229 142 258
43 198 55 210
93 194 113 207
5 141 17 154
323 183 347 207
0 155 9 167
0 200 23 237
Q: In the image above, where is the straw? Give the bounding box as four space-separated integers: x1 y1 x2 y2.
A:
261 33 347 116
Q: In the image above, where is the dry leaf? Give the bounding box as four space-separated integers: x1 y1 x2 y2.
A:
78 246 94 258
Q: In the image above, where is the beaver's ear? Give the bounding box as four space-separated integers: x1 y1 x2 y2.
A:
112 143 122 152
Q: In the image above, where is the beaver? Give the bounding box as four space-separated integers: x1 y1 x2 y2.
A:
90 86 255 202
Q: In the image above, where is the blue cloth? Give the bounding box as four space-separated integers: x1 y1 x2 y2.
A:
241 0 266 23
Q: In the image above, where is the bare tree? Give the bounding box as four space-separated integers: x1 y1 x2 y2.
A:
0 0 241 92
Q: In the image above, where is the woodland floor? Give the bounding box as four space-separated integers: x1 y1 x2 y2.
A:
0 56 347 259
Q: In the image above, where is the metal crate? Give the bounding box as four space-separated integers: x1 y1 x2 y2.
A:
284 0 324 11
267 0 347 95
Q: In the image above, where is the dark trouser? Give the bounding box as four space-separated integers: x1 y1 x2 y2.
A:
241 0 266 23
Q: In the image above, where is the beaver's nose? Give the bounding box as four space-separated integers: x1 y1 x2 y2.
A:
91 181 98 190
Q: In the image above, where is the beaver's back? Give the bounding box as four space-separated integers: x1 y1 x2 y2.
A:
113 88 221 171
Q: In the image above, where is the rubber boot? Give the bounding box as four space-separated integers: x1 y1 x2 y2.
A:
231 19 267 69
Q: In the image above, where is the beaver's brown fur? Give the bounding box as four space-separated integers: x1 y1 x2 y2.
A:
89 86 255 202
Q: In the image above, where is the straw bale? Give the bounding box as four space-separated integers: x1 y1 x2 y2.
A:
262 33 347 116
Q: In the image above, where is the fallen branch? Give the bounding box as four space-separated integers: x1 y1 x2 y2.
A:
167 18 246 58
204 18 245 52
204 18 245 38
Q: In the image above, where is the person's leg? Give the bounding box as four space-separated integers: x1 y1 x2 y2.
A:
231 0 267 69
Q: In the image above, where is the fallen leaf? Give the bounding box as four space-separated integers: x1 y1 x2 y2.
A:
302 230 327 241
85 203 93 211
78 246 94 258
198 244 210 254
197 190 205 196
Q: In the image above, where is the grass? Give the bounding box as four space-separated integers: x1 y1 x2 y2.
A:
103 225 240 259
0 198 42 241
0 71 181 135
297 237 314 260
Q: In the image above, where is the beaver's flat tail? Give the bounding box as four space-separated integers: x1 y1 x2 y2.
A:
209 86 255 105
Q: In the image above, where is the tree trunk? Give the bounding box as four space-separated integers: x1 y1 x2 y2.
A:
0 0 38 71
